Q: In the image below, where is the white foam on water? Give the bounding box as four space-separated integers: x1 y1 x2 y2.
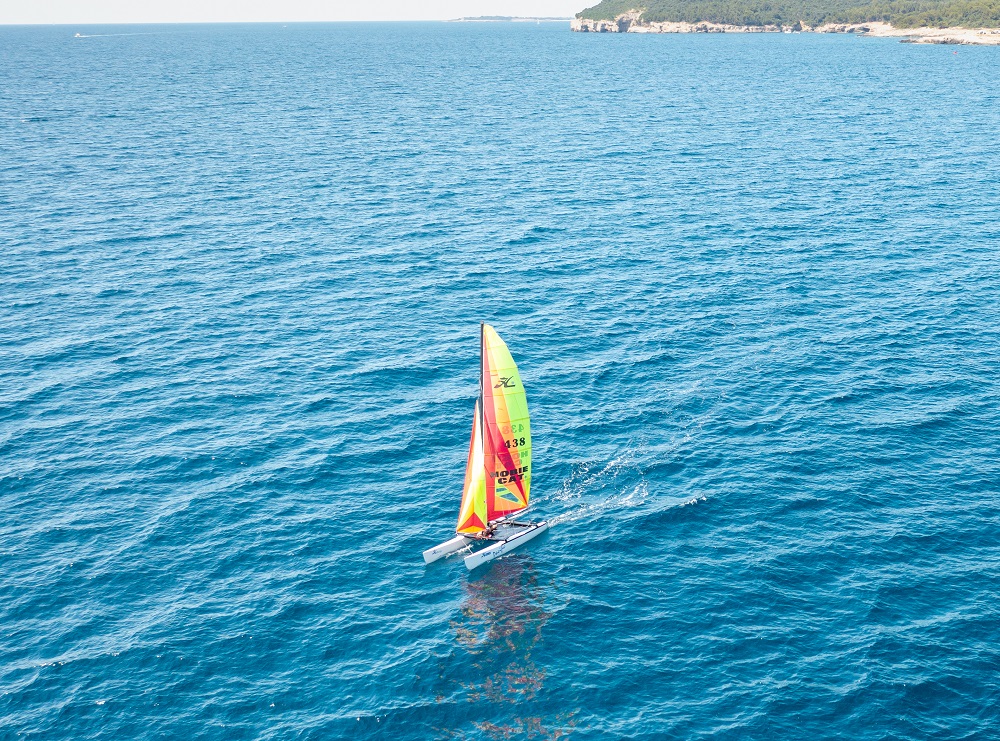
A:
548 446 651 525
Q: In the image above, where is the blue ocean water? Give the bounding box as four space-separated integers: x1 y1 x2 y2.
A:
3 20 1000 739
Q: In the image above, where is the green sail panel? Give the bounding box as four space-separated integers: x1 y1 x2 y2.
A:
480 324 531 523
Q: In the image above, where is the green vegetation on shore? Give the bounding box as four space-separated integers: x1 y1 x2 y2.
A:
577 0 1000 28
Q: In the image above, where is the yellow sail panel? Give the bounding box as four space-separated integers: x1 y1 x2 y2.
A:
481 324 531 522
456 402 488 534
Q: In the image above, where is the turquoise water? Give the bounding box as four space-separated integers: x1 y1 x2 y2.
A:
3 21 1000 739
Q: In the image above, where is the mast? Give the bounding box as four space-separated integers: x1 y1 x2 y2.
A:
455 322 504 536
480 321 487 530
479 321 485 441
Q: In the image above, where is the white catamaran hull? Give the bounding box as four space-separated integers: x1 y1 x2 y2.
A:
422 535 473 564
464 521 548 570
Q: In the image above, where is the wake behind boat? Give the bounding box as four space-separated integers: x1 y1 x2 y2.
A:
423 323 548 570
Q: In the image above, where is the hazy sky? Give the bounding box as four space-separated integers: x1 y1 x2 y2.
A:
2 0 583 25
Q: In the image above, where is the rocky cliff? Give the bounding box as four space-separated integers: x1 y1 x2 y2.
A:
570 13 1000 43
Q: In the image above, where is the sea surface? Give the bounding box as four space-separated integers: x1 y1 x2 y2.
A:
3 20 1000 739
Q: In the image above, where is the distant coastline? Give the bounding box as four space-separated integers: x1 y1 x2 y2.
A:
571 14 1000 44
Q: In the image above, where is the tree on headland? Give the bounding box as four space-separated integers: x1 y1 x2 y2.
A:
577 0 1000 27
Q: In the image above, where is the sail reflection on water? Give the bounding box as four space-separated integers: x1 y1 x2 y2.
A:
446 556 576 739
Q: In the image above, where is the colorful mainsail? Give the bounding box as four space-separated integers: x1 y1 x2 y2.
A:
456 323 532 534
482 324 531 522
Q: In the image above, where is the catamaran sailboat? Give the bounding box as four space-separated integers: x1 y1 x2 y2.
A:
423 323 548 570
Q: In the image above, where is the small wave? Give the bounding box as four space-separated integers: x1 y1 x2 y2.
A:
505 225 565 246
679 495 707 507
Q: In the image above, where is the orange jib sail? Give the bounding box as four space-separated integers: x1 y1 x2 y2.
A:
456 402 488 534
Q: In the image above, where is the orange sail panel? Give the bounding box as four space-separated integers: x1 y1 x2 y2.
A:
456 402 488 534
481 324 531 523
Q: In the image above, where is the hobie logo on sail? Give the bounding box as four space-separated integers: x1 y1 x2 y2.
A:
494 376 515 389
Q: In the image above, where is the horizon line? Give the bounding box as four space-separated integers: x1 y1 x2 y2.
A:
0 17 576 27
